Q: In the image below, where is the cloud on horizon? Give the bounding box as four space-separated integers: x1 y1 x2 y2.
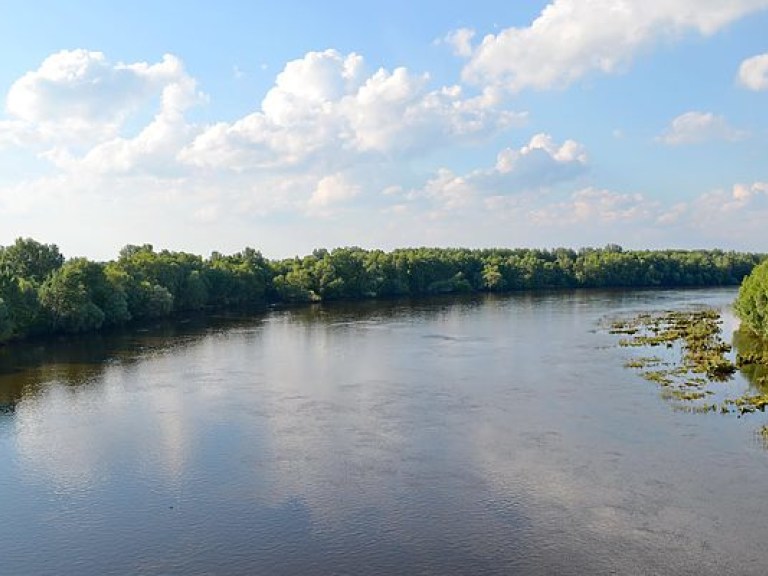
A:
0 25 766 257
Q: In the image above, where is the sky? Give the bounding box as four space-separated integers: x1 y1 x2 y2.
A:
0 0 767 260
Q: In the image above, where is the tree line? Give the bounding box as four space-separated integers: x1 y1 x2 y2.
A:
0 238 764 342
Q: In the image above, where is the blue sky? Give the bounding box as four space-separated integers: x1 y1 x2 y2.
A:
1 1 767 260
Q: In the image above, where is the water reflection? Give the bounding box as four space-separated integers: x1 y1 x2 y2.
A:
733 328 768 392
0 313 262 405
2 288 768 575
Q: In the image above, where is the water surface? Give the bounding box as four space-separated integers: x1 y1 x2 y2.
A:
1 288 767 575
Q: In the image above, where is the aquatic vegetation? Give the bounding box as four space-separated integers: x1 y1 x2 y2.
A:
758 426 768 447
641 370 675 386
665 389 711 402
611 307 736 385
623 356 663 369
610 307 768 432
724 394 768 415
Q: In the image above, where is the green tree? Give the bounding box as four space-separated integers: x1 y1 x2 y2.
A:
0 272 43 338
39 265 105 333
482 261 505 291
272 265 315 303
0 238 64 283
206 248 269 307
124 281 174 319
64 258 131 326
735 260 768 339
0 298 12 342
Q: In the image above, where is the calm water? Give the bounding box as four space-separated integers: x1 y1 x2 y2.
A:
1 288 767 576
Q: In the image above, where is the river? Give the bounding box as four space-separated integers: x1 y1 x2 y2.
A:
1 288 766 575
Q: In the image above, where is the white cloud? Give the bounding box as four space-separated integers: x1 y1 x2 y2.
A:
0 120 37 149
420 168 476 211
639 181 768 246
407 133 589 213
683 182 768 242
658 111 746 145
1 48 525 224
738 53 768 90
497 133 587 171
378 175 768 252
733 181 768 200
657 202 688 225
51 69 203 177
480 133 589 193
456 0 768 92
3 45 765 256
308 173 361 212
180 49 525 172
526 181 768 235
5 50 204 147
530 188 655 225
0 175 71 215
441 28 476 57
676 181 768 221
168 49 526 221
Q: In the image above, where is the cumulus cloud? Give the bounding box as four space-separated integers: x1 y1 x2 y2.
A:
4 50 204 146
530 188 655 225
0 47 526 226
658 111 746 145
308 173 361 212
397 134 768 247
441 28 476 57
496 133 587 174
419 169 476 211
738 53 768 90
644 181 768 245
372 176 768 250
455 0 768 92
656 203 688 225
50 72 203 177
682 182 768 242
521 181 768 247
179 49 525 172
4 45 764 255
407 133 588 212
711 181 768 210
171 49 525 218
0 119 36 149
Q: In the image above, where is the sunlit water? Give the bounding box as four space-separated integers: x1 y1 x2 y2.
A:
1 288 767 576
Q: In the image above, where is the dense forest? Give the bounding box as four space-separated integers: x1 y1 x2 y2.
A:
0 237 765 343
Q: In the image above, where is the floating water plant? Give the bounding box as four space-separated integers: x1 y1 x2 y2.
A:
609 307 767 420
611 306 768 442
611 307 735 386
